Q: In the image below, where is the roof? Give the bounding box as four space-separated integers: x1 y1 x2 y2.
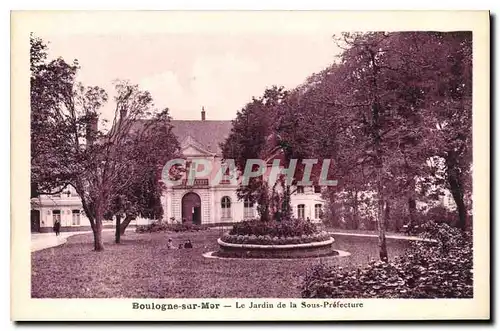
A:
171 120 232 155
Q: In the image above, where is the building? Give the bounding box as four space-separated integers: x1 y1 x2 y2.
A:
30 109 325 232
30 185 91 233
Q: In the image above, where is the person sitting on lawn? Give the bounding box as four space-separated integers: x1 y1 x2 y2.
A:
167 238 174 249
184 239 193 249
178 243 183 249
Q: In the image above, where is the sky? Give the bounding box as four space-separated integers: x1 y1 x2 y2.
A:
28 10 483 122
40 32 341 122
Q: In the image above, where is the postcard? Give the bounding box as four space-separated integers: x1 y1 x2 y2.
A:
11 10 490 321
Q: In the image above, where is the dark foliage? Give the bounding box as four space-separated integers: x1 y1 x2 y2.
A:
221 231 331 245
424 205 460 226
403 206 460 235
301 222 472 298
229 218 318 237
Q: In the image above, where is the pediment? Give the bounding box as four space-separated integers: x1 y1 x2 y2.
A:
180 135 215 156
182 145 212 156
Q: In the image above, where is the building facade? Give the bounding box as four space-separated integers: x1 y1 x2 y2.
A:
31 110 326 232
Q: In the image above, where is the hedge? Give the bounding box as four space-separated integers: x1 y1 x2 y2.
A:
301 222 473 298
136 222 209 233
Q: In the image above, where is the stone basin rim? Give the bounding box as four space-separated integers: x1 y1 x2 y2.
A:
217 237 335 250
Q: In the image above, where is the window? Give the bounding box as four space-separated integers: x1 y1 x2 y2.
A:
221 196 231 219
72 210 81 225
314 186 321 193
297 204 305 219
296 186 304 194
52 210 61 224
244 199 254 219
315 204 323 219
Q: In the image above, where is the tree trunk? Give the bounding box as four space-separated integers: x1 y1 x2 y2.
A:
408 197 416 227
115 214 121 244
378 199 388 262
258 182 271 222
449 176 467 230
376 166 388 262
369 67 387 261
405 175 417 233
374 143 388 261
119 214 134 235
384 200 391 231
93 207 105 251
93 220 104 251
353 190 359 230
446 154 467 230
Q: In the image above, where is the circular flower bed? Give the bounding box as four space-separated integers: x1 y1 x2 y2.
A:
216 219 337 258
220 232 331 245
229 218 318 237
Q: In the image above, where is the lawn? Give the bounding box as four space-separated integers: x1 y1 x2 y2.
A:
31 229 410 298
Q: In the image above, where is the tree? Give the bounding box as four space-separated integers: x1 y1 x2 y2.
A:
418 32 472 230
221 86 288 221
30 35 178 251
307 32 398 261
293 31 472 261
31 34 81 194
108 110 180 243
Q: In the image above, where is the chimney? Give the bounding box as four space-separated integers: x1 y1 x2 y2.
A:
201 106 206 121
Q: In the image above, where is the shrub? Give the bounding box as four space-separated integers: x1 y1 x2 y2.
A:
136 221 209 233
424 205 459 226
301 222 472 298
402 206 459 235
229 218 318 237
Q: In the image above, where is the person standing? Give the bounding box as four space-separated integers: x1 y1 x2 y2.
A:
53 219 61 236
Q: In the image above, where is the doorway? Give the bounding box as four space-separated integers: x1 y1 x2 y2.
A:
181 192 202 225
31 210 41 232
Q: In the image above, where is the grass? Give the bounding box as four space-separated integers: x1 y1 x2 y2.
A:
31 229 410 298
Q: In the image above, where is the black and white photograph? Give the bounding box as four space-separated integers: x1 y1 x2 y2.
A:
11 10 490 321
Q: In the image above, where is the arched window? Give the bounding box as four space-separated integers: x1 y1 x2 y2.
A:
244 198 254 219
221 196 231 219
297 204 305 219
315 204 323 219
